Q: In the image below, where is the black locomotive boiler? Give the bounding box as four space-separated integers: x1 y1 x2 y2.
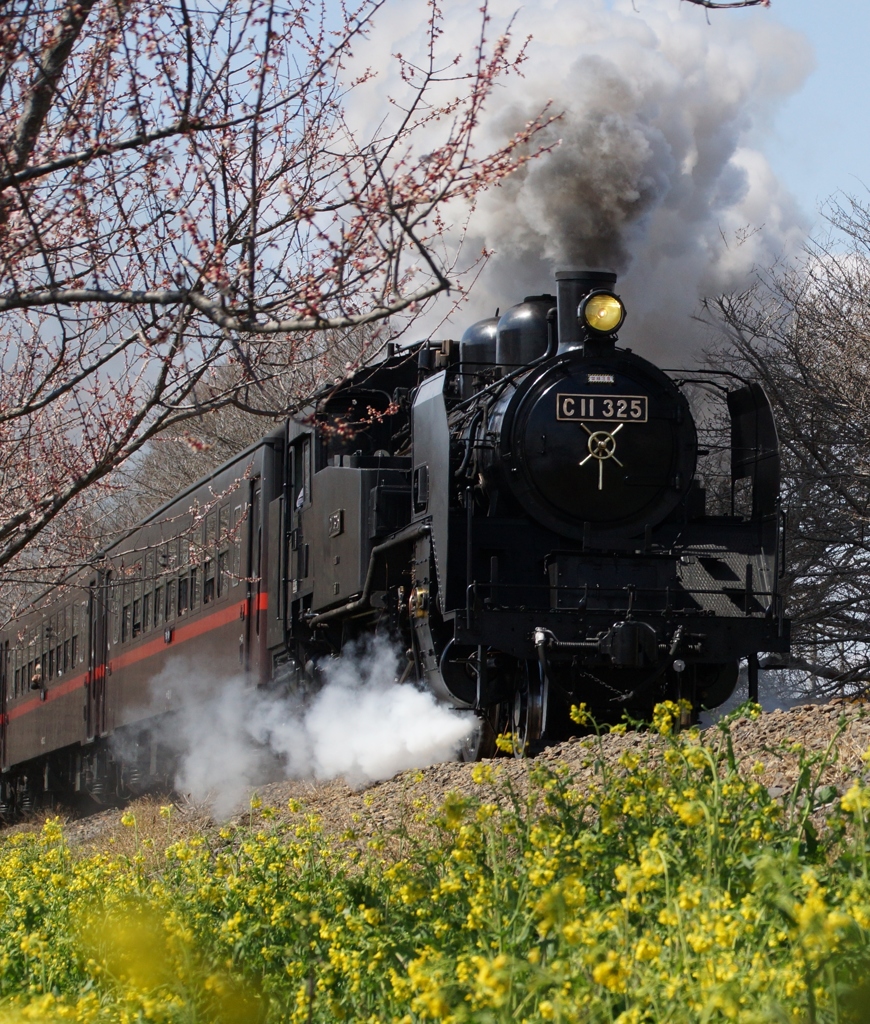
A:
0 268 789 811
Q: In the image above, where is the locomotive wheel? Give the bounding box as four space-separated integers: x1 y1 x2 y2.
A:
458 712 497 762
512 661 548 758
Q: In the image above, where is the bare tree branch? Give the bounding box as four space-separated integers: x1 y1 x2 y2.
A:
6 0 100 173
0 0 553 602
0 281 447 330
682 0 770 8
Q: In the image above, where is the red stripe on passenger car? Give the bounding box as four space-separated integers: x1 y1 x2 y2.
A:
111 599 252 669
7 670 87 721
5 593 267 721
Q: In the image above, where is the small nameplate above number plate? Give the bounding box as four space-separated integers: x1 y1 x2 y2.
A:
556 394 648 423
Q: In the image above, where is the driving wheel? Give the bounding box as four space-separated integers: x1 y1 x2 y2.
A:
512 661 548 758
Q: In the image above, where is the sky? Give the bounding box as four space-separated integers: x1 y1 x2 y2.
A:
753 0 870 226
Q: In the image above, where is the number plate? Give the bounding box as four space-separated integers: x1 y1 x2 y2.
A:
556 394 648 423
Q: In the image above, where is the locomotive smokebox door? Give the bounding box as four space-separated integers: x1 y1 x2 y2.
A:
488 351 698 541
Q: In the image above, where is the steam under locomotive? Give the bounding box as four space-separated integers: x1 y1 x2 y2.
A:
0 268 789 811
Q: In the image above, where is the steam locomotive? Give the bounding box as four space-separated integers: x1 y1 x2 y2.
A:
0 268 789 811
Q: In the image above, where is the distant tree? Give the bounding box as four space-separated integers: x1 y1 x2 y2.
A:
110 324 379 524
703 194 870 694
0 0 550 608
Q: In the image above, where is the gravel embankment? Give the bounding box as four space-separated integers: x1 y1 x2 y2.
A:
22 699 870 852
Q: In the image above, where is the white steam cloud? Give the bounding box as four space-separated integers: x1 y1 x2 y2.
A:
355 0 814 359
150 638 472 818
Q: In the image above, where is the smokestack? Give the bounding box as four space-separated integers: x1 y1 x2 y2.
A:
556 268 617 353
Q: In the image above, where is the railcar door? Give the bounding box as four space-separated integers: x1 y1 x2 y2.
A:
244 480 267 683
85 572 110 740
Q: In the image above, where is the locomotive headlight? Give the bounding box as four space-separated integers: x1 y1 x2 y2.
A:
580 291 625 334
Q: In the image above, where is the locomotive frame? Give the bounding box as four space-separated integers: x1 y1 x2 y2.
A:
0 268 789 812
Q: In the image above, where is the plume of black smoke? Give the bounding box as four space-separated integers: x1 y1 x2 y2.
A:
148 637 472 819
363 0 813 359
468 0 813 358
481 53 678 273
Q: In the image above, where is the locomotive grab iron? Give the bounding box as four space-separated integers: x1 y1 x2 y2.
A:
0 268 789 810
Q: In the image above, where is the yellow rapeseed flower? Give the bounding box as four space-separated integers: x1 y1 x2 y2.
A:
841 782 870 815
569 703 591 726
592 951 628 993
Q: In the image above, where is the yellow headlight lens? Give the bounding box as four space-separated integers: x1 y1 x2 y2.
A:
582 292 624 334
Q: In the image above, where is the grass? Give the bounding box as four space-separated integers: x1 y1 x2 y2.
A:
0 702 868 1022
